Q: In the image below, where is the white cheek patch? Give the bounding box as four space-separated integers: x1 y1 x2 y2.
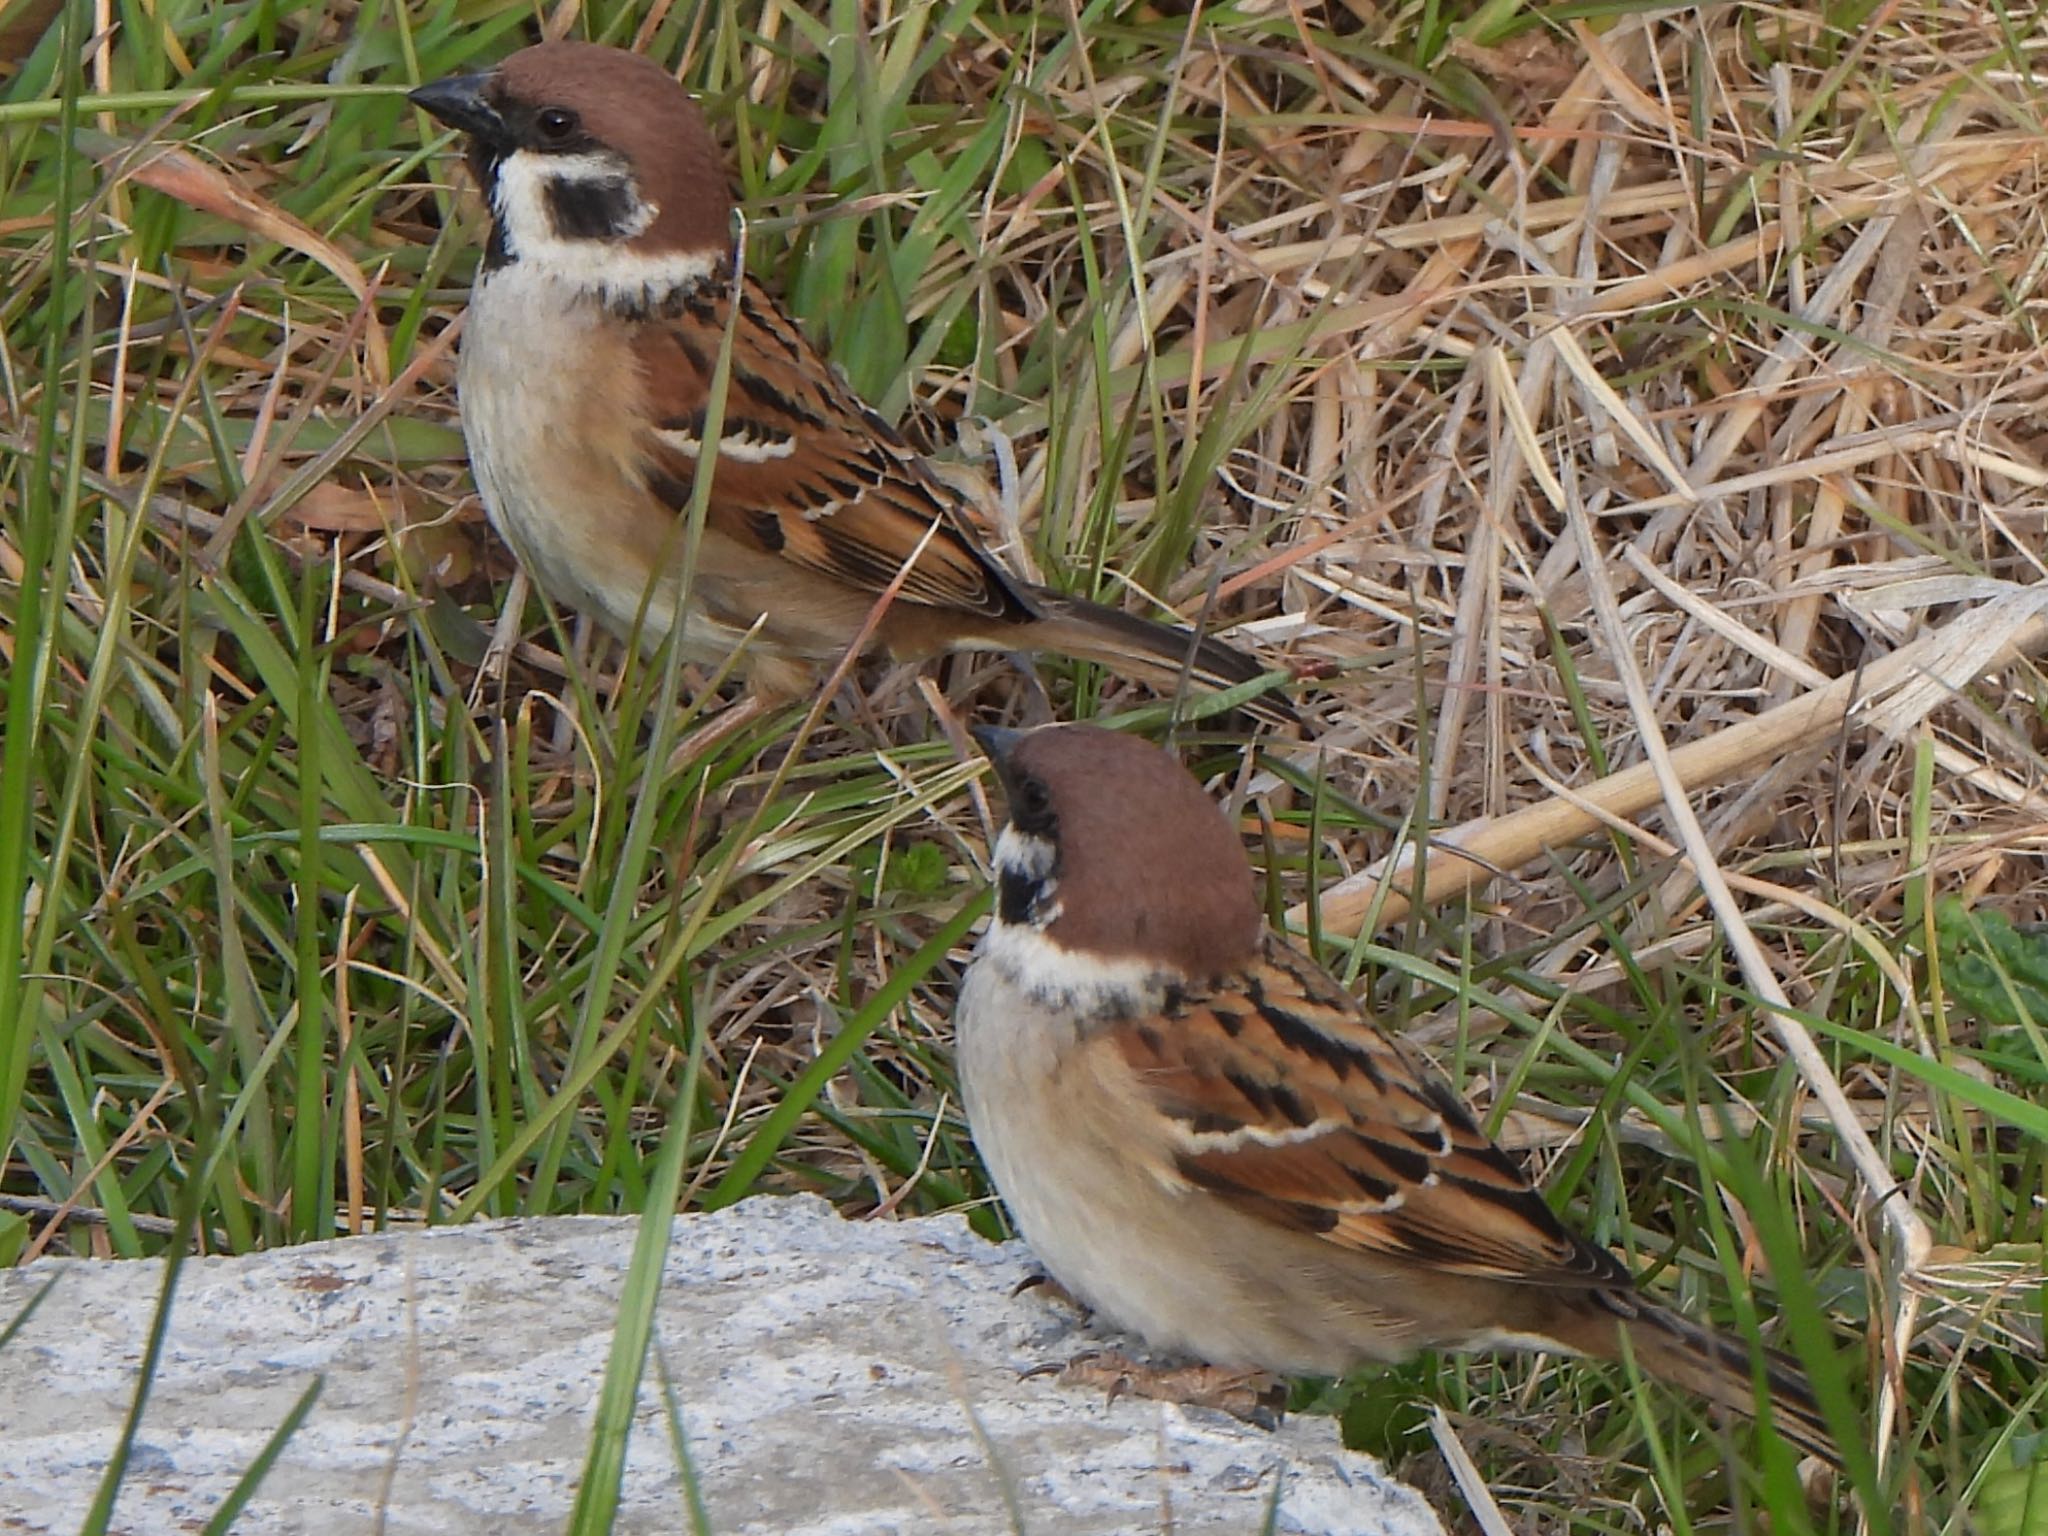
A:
975 922 1167 1020
490 149 720 303
992 826 1056 884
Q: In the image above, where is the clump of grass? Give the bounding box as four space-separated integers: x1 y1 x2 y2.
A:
3 1 2046 1532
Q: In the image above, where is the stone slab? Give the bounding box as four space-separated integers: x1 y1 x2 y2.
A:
0 1195 1441 1535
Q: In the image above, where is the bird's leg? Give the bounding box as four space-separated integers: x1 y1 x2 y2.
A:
1036 1350 1289 1430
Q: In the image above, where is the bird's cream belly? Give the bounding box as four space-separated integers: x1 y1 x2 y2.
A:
956 953 1382 1378
457 272 746 664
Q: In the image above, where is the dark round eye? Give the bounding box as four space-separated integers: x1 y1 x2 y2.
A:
535 107 579 143
1013 777 1053 830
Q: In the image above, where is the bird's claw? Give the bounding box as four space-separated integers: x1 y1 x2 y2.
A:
1011 1269 1089 1315
1029 1349 1287 1430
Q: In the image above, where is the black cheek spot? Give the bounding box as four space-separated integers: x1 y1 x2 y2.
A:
544 176 642 240
998 870 1041 926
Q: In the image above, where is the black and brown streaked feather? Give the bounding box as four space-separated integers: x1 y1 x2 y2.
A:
630 274 1034 623
1115 933 1631 1291
624 275 1296 719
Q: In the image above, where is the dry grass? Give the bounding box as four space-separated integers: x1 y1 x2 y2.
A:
4 0 2047 1530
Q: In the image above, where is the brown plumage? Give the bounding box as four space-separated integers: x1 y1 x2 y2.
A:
959 723 1840 1463
409 43 1293 722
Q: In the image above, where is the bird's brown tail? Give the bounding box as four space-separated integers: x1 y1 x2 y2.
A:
1017 591 1299 725
1560 1298 1839 1465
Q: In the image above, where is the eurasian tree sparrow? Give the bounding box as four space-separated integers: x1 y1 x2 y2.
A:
959 722 1838 1463
408 43 1292 720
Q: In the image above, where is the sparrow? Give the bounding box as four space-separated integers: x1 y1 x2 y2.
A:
407 42 1293 722
959 722 1840 1463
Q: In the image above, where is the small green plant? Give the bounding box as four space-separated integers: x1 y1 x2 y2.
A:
1936 897 2048 1030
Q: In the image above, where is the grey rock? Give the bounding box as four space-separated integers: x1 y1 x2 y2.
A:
0 1195 1441 1535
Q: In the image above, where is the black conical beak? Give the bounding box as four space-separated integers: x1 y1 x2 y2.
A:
970 726 1039 823
969 725 1026 771
408 72 505 141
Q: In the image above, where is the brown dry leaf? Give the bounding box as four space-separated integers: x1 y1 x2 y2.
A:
1447 29 1583 96
285 482 480 589
110 139 390 382
119 141 370 301
394 516 478 589
286 481 393 534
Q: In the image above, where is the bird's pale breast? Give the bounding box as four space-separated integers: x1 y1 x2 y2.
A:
458 268 746 663
956 927 1395 1376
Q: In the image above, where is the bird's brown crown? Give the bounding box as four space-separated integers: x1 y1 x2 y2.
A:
413 40 732 270
986 725 1262 977
491 43 730 255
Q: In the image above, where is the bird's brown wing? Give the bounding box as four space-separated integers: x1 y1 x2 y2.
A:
630 276 1030 622
1110 934 1630 1290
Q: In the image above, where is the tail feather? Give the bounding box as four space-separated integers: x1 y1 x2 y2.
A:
1602 1299 1839 1466
1017 591 1299 726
